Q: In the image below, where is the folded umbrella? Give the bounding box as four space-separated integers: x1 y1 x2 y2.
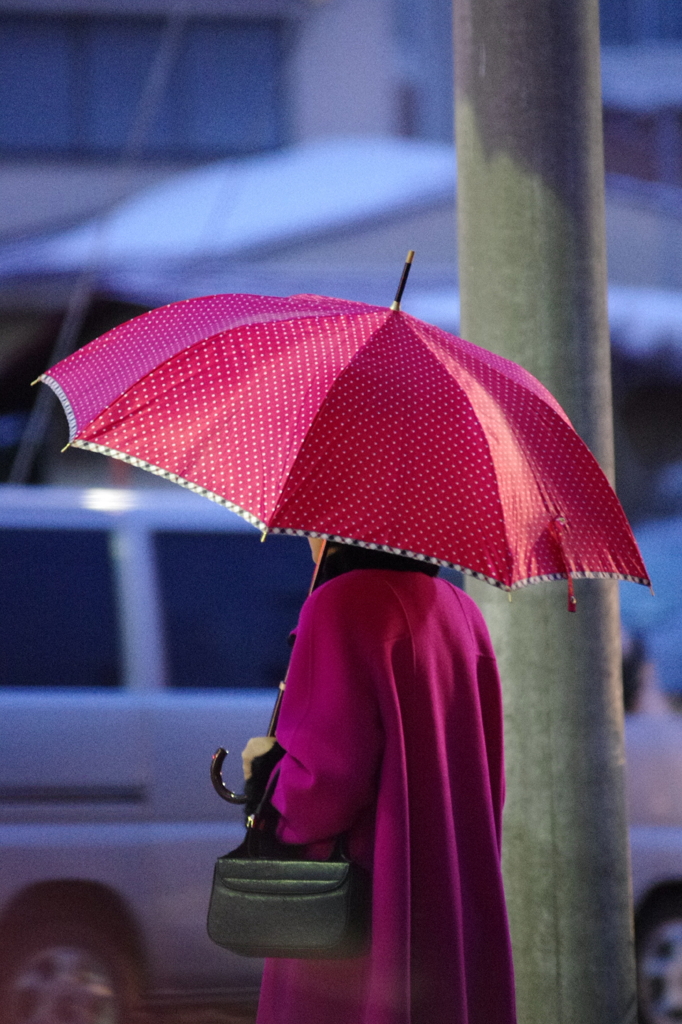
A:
38 288 649 601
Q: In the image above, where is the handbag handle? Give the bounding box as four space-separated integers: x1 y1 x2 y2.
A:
248 769 281 829
247 771 348 862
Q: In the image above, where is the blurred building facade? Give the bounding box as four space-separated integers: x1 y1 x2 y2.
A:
601 0 682 187
0 0 455 244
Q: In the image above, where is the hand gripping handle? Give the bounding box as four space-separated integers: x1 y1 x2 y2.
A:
210 679 286 806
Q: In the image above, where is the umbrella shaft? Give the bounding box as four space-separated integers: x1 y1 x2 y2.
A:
267 682 286 737
267 539 330 737
391 250 415 311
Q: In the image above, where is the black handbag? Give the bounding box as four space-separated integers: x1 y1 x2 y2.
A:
207 778 371 959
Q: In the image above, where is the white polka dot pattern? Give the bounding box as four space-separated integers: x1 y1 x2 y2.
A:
42 292 650 592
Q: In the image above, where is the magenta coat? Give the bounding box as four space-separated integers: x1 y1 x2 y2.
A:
257 569 516 1024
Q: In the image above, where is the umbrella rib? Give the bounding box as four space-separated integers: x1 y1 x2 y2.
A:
406 317 650 589
268 310 394 522
404 319 519 584
47 298 386 443
268 314 520 584
57 303 389 533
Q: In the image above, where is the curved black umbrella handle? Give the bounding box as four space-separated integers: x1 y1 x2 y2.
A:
210 747 247 805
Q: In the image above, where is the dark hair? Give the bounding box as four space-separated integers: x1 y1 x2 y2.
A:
316 541 439 586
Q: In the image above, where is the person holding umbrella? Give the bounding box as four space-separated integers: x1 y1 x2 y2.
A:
241 536 517 1024
35 270 649 1024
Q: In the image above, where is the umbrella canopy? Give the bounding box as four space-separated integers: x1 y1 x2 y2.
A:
39 291 649 594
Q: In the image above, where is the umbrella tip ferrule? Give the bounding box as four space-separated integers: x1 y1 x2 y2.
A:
391 250 415 312
30 376 43 386
61 442 71 453
260 528 268 542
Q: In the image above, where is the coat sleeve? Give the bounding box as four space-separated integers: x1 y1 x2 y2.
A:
270 575 388 846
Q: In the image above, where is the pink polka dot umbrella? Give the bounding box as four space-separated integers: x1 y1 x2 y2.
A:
38 288 649 606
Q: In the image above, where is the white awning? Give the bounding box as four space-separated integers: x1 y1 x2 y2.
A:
0 137 456 278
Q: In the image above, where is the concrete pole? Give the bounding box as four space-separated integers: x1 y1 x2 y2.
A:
453 2 637 1023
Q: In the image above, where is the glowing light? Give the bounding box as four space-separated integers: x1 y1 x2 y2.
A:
81 489 138 513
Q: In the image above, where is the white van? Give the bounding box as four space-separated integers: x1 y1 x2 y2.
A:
0 485 313 1023
625 713 682 1024
0 485 681 1024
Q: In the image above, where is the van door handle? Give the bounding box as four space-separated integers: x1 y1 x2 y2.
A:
210 748 247 804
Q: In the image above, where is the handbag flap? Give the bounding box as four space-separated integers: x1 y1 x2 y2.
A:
216 856 350 895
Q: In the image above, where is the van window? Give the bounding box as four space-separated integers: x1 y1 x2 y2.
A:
0 529 121 687
154 532 311 689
